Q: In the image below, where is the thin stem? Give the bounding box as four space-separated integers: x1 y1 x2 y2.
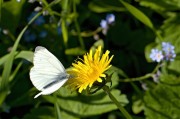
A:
73 0 85 49
119 73 152 82
119 63 161 82
155 30 163 42
71 27 102 37
103 85 132 119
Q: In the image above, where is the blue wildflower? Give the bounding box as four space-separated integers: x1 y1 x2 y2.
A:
164 50 176 61
57 27 62 35
162 42 176 61
100 14 115 35
162 42 175 53
39 30 47 38
150 49 163 62
100 19 108 29
106 14 115 24
24 30 36 42
27 12 45 26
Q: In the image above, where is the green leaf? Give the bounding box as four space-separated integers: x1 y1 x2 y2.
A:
144 74 180 119
0 54 10 66
65 47 86 56
15 51 34 63
23 106 56 119
159 14 180 73
9 62 22 82
119 0 154 30
0 11 41 106
0 51 33 66
139 0 180 13
55 102 61 119
132 99 144 114
1 0 25 33
44 87 128 118
0 0 63 106
90 39 104 52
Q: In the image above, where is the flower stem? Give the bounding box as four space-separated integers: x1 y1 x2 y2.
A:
102 85 132 119
119 63 161 82
73 0 85 49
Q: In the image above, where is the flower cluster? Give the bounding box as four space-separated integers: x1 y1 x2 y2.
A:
67 46 113 93
27 12 45 26
100 14 115 35
150 42 176 62
23 12 48 42
162 42 176 61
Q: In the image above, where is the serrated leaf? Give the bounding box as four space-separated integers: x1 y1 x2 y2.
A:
159 14 180 73
144 74 180 119
44 87 128 118
120 0 154 30
23 106 56 119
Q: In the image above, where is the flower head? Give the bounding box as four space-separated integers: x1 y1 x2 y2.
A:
27 12 45 26
149 49 163 62
162 42 175 53
24 30 37 42
100 14 115 35
106 14 115 24
162 42 176 61
100 19 108 29
67 46 113 93
39 30 47 38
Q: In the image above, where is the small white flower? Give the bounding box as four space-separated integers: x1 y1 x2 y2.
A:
100 19 108 29
150 49 163 62
106 14 115 24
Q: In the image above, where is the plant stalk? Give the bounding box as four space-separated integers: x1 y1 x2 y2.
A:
103 85 132 119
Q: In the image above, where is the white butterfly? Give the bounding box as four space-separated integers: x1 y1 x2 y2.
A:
30 46 69 98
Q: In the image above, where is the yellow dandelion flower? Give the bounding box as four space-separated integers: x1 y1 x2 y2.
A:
67 46 113 93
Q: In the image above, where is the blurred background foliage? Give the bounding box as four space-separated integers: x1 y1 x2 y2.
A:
0 0 180 119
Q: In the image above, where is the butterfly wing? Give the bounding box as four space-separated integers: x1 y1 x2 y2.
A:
30 46 68 94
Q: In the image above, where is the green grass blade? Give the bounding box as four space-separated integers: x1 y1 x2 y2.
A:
55 102 61 119
0 12 41 105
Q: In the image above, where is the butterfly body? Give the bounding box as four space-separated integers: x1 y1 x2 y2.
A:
30 46 68 98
